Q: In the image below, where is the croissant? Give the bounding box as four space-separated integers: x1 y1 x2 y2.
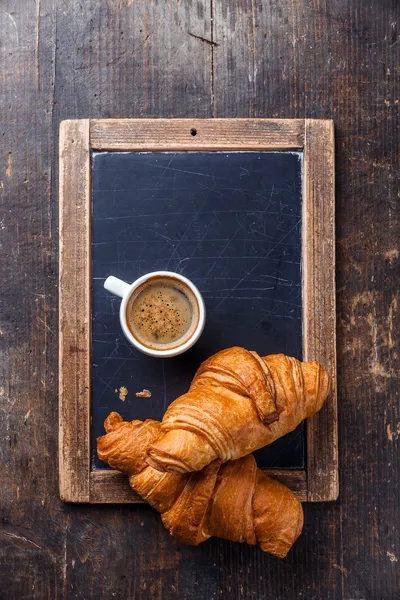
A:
147 347 331 474
97 412 303 558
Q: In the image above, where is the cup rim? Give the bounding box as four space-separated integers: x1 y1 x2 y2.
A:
119 271 206 358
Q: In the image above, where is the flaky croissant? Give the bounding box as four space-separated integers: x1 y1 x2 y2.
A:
147 347 331 474
97 412 303 558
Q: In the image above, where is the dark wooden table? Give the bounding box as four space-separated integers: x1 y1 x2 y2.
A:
1 1 399 599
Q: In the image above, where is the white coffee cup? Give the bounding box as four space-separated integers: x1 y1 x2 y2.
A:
104 271 206 358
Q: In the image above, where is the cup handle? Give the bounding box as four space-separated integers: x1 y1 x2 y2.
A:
104 276 130 299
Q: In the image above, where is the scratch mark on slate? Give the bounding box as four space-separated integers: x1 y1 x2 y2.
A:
212 219 301 311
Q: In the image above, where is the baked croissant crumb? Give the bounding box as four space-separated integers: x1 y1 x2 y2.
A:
136 389 152 398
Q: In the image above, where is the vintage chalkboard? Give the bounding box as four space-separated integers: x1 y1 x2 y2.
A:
59 119 337 503
91 150 303 470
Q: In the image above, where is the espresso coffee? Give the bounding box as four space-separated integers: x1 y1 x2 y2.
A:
126 277 199 350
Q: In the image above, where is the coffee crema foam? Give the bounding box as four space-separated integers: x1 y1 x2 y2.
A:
126 277 199 350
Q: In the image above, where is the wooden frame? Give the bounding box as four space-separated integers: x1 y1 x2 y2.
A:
59 118 337 504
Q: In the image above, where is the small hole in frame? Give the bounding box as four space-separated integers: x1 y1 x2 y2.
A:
190 128 197 136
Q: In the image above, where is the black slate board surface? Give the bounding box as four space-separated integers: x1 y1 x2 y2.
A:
91 151 303 469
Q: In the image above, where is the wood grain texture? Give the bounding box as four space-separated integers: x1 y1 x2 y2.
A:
89 469 307 503
59 120 91 502
90 118 304 150
89 471 142 504
0 1 64 598
1 0 399 598
303 119 338 501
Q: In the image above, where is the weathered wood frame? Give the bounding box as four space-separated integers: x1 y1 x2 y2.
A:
59 118 337 504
